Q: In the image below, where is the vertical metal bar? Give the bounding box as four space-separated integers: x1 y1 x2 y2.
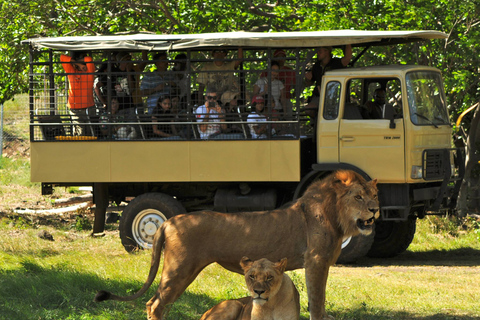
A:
49 49 55 115
0 103 4 158
29 46 35 141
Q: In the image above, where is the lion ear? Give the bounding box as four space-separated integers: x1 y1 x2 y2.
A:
370 178 378 187
275 258 288 273
240 256 253 272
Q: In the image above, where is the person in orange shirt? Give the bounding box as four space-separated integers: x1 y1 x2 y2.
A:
61 52 96 136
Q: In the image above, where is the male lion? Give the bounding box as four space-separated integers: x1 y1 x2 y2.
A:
200 257 300 320
95 170 379 320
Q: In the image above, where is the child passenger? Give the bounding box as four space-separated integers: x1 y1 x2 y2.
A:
247 95 274 139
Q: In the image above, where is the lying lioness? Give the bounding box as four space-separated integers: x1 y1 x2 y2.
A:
200 257 300 320
95 170 379 320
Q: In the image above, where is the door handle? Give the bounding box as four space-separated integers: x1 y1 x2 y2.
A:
340 136 355 142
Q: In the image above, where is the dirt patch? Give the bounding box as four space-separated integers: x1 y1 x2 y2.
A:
2 132 30 158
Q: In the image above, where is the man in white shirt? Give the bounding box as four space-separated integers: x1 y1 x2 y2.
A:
195 88 227 139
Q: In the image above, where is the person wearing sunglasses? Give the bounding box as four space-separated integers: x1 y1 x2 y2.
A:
194 87 227 139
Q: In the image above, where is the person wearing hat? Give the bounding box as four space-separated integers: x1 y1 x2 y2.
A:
304 45 352 117
247 95 272 139
197 48 243 104
221 91 246 135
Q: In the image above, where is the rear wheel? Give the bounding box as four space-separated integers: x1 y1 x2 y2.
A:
119 192 186 252
367 218 416 258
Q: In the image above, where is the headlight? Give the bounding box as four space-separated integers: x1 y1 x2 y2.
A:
411 165 423 179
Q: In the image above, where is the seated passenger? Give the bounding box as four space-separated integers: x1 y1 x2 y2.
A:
221 91 245 134
101 97 137 140
195 87 227 139
247 95 273 139
363 88 397 119
152 95 179 138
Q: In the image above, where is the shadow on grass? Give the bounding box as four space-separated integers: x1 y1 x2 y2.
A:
348 247 480 268
1 259 478 320
0 259 217 320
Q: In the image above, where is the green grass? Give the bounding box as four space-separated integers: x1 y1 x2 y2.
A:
0 216 479 320
2 94 480 319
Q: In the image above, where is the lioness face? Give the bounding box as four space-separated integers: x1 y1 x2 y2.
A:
240 257 287 306
341 179 379 236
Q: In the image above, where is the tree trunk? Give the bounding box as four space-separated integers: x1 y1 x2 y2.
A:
456 104 480 216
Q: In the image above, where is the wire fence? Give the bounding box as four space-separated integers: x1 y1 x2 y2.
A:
0 104 30 159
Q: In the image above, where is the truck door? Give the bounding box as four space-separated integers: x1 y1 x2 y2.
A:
338 79 406 183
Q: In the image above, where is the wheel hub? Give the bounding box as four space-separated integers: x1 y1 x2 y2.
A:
132 210 167 249
143 221 158 236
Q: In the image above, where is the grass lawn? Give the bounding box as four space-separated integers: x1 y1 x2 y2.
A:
1 95 479 319
0 214 479 320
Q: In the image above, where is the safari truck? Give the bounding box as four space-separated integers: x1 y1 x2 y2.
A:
22 30 463 262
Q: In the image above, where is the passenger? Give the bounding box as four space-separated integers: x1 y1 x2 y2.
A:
172 53 189 107
261 49 296 117
253 60 286 117
247 95 272 139
129 51 149 110
363 88 397 119
60 51 96 136
141 52 175 114
304 45 352 118
93 62 108 109
101 96 137 140
152 95 179 138
195 87 227 139
95 52 138 111
221 91 244 134
197 48 243 103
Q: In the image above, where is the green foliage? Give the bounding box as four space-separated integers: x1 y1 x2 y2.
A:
73 213 92 231
2 0 480 123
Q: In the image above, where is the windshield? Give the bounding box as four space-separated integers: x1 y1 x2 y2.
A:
406 71 449 126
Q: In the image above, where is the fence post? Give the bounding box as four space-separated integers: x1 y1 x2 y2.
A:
0 103 4 159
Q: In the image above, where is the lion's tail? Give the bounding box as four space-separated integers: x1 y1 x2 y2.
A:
94 225 166 303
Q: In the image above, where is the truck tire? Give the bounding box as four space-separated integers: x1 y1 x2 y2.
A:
119 192 186 252
367 218 416 258
336 231 375 264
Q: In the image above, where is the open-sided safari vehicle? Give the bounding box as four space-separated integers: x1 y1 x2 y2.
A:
22 30 463 262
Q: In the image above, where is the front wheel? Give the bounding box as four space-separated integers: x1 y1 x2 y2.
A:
367 218 416 258
336 231 375 264
119 192 186 252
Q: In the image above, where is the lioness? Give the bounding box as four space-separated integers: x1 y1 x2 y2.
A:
95 170 379 320
200 257 300 320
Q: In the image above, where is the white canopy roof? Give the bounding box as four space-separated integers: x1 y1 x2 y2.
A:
23 30 447 51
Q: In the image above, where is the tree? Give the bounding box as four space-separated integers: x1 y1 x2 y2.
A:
1 0 480 212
